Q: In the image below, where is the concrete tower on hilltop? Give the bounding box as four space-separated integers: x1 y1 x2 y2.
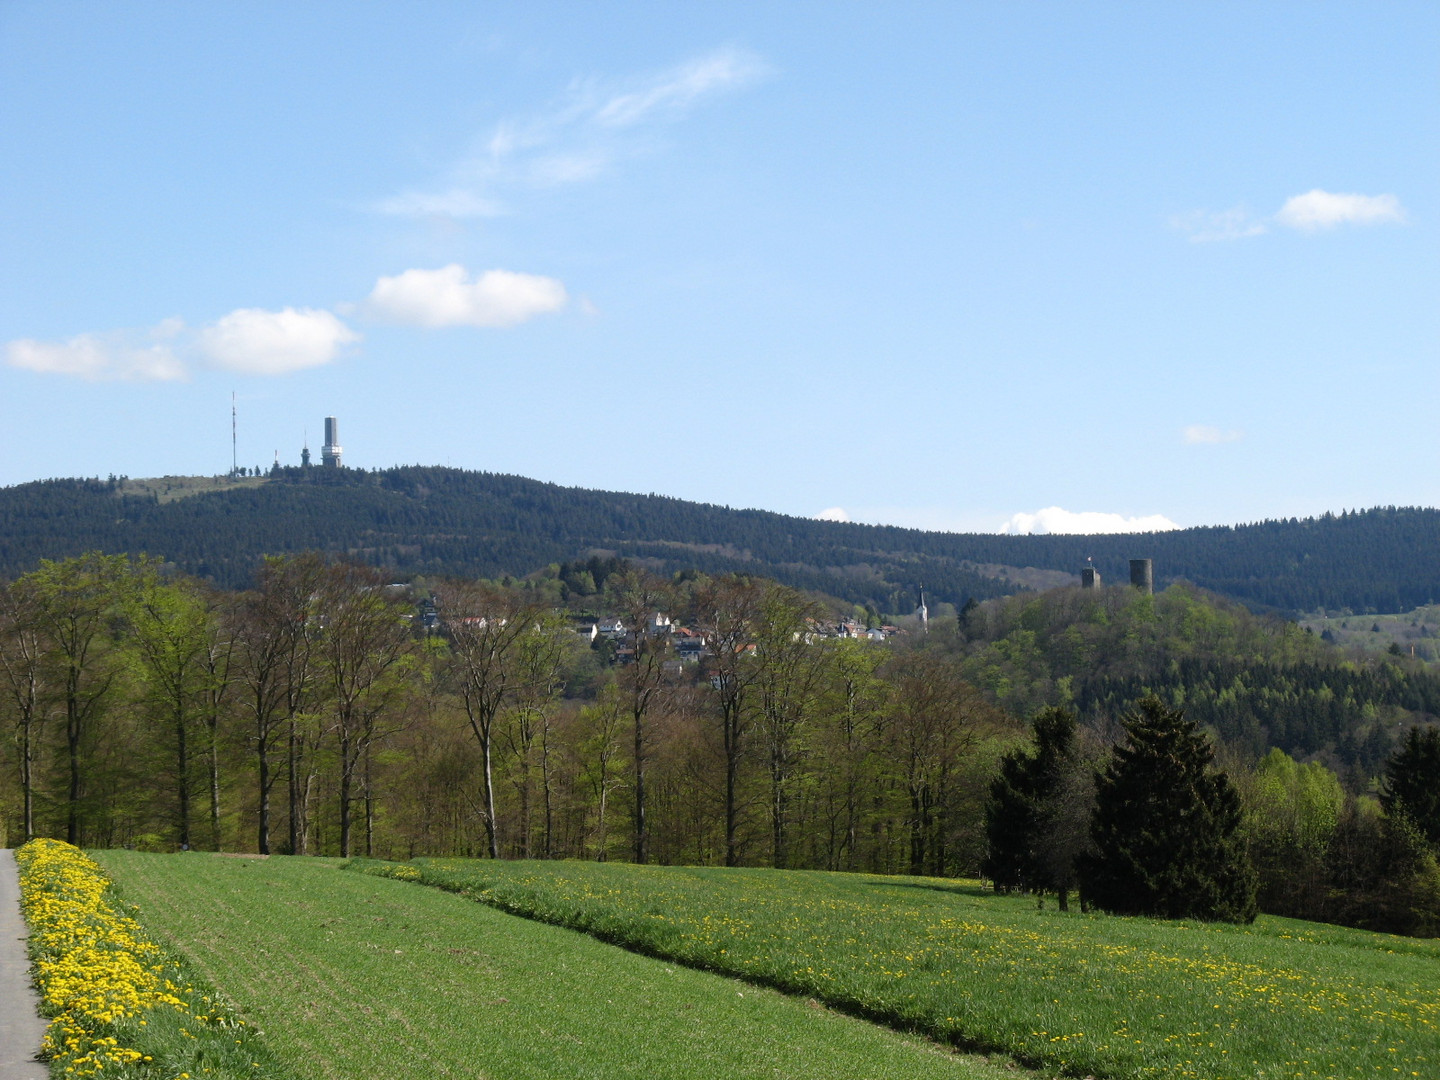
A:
321 416 342 468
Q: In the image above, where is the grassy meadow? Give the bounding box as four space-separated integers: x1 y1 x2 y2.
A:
352 858 1440 1080
93 851 1017 1080
1300 604 1440 663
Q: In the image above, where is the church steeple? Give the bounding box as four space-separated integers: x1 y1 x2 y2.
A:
916 586 929 634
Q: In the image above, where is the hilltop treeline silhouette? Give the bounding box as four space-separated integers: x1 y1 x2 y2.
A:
0 467 1437 614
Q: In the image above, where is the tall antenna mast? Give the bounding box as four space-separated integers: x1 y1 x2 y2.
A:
231 392 238 475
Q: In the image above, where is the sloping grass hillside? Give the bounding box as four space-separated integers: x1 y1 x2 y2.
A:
93 852 1017 1080
352 858 1440 1080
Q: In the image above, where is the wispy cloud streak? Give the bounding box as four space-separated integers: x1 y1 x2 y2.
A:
1170 207 1268 243
376 46 767 219
1183 425 1243 445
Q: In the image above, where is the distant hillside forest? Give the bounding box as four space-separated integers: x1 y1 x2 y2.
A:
1 466 1438 615
956 584 1438 777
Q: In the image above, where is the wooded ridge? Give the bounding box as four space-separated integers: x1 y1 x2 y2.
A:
1 466 1437 615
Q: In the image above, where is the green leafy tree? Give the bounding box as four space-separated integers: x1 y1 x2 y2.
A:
126 563 226 850
0 581 48 841
1241 748 1345 918
812 639 887 872
231 553 325 855
882 650 989 877
16 553 133 844
1325 796 1440 936
314 562 416 857
1380 726 1440 846
1080 696 1257 922
575 680 629 861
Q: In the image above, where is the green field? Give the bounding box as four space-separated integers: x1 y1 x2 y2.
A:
1300 604 1440 663
351 858 1440 1080
93 852 1017 1080
117 474 269 503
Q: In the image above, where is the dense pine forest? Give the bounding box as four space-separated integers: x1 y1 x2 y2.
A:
2 549 1438 934
2 466 1439 614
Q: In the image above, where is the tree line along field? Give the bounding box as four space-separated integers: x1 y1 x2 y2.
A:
4 551 1440 937
88 851 1440 1080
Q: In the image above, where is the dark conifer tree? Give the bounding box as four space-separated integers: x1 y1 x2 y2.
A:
1080 696 1257 923
1380 726 1440 846
983 707 1089 909
983 746 1038 893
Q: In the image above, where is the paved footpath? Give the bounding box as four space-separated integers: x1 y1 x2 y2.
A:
0 850 47 1080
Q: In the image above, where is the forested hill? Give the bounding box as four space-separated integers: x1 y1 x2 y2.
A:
956 583 1440 774
0 466 1436 614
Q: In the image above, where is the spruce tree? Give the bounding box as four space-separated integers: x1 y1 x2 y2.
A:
983 707 1090 909
1380 726 1440 846
983 742 1040 892
1080 696 1257 922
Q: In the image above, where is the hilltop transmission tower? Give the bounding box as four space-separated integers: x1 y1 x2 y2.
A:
231 392 238 476
321 416 342 468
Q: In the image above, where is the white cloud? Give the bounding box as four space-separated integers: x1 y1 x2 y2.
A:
1176 190 1407 242
9 306 360 382
814 507 850 523
999 507 1181 536
1275 189 1406 231
375 46 767 219
594 47 765 128
1171 207 1267 243
1183 424 1243 445
364 264 567 328
198 307 359 375
5 332 185 382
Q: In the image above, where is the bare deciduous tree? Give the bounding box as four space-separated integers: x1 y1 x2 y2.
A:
436 581 540 859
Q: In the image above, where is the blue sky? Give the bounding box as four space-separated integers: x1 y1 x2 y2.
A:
1 2 1434 533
